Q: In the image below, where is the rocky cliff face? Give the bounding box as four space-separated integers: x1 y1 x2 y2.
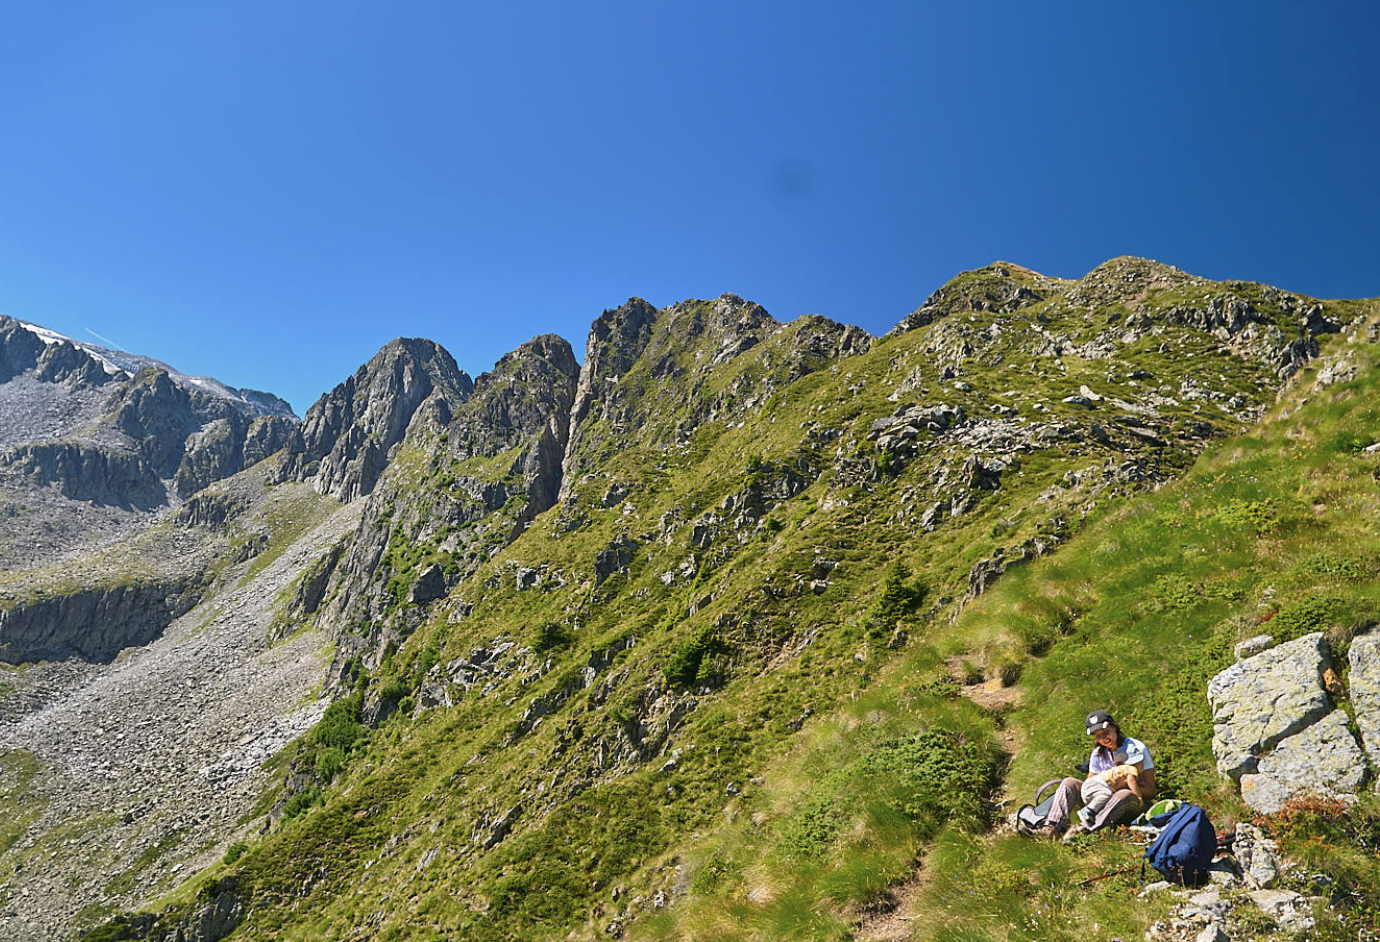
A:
309 333 579 678
173 414 293 498
272 338 473 501
0 575 209 663
0 442 164 508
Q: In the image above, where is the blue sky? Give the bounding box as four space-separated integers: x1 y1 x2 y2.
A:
1 2 1376 415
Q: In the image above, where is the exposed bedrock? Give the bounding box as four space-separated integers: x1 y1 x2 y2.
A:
0 576 208 664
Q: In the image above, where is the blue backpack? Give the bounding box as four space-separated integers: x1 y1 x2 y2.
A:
1144 804 1216 885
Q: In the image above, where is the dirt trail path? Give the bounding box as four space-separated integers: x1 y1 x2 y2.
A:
856 665 1024 941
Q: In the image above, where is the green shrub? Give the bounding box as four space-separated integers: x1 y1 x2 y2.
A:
781 729 996 860
872 561 927 626
866 560 928 640
971 859 1032 899
378 678 410 704
1213 498 1285 534
1150 573 1201 611
315 747 347 783
414 642 442 680
222 841 249 865
281 785 323 822
292 693 368 797
1294 553 1371 583
534 620 574 652
1268 596 1341 643
313 694 365 752
663 627 731 690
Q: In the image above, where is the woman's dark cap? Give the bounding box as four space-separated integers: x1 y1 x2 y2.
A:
1086 710 1114 735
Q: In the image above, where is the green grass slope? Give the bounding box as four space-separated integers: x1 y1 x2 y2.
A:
648 305 1380 942
85 261 1379 942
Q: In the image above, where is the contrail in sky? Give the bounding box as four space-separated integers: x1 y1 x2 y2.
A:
84 328 129 352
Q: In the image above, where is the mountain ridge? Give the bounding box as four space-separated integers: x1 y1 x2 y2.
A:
1 258 1377 942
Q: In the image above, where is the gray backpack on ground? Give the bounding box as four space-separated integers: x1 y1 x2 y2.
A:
1016 779 1064 831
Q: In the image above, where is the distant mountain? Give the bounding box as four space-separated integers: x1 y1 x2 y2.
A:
2 261 1378 942
0 315 298 522
8 319 296 418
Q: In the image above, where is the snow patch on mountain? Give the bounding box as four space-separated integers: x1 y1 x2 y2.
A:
14 319 297 419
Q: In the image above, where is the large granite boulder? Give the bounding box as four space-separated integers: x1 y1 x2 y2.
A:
1207 633 1333 780
1350 630 1380 767
1239 710 1367 814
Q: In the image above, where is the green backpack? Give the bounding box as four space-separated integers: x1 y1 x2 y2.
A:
1135 798 1185 827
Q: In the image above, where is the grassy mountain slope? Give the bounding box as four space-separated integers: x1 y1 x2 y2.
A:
85 260 1379 941
651 302 1380 942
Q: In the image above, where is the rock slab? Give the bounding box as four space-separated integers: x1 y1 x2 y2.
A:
1349 630 1380 768
1239 709 1366 814
1207 632 1332 780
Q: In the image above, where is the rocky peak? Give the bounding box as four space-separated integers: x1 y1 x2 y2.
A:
103 367 200 475
33 339 113 387
569 298 659 419
479 333 579 403
462 334 579 452
562 299 660 481
560 294 875 492
274 337 474 501
0 316 46 381
779 314 873 379
0 316 115 388
2 316 296 418
664 293 779 367
889 262 1063 336
1068 255 1203 304
304 334 578 680
453 333 580 529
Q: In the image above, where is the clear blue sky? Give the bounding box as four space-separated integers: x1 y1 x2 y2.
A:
2 2 1376 415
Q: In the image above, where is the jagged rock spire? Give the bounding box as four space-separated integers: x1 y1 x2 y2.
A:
273 338 474 501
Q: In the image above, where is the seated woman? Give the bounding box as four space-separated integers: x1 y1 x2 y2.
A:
1036 709 1156 838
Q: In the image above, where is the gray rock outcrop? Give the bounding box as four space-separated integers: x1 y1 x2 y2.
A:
1245 888 1317 933
1350 630 1380 767
0 575 209 663
1239 709 1367 814
1207 632 1333 780
1210 630 1380 813
1229 823 1281 889
274 338 474 501
91 877 246 942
